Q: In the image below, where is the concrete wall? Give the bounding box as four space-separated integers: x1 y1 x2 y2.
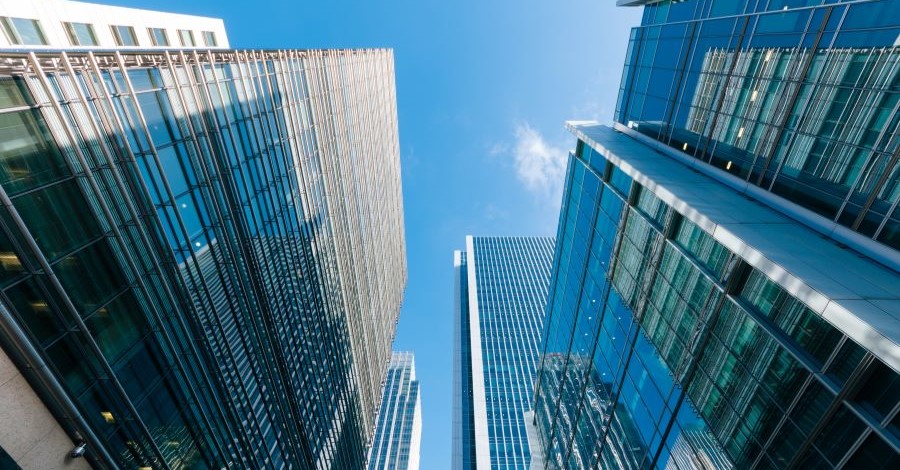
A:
0 347 91 469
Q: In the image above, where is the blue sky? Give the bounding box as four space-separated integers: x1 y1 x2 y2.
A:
110 0 641 466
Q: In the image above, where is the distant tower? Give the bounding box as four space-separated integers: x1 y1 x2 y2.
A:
453 236 555 469
368 352 422 470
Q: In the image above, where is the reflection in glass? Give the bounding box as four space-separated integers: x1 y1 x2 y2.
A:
0 110 69 194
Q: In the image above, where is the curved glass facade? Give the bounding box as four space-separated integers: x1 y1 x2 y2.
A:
0 48 405 469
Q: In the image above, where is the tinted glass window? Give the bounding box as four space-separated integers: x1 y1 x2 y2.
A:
0 110 69 194
14 180 100 260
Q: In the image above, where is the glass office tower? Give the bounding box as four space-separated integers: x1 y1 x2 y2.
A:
535 0 899 469
0 48 405 469
616 0 899 260
453 236 554 469
368 352 422 470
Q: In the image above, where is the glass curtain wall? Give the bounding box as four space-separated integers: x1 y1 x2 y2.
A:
534 138 899 469
0 48 405 469
616 0 900 249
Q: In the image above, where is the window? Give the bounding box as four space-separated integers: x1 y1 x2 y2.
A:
148 27 169 46
64 22 97 46
0 110 69 194
178 29 195 46
1 17 47 45
202 31 217 47
111 25 137 46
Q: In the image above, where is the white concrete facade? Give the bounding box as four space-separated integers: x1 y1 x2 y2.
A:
0 0 227 49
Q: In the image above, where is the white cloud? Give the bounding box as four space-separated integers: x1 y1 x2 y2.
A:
511 123 567 200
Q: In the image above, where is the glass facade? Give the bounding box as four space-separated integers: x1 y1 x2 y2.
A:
0 48 405 469
453 250 477 470
534 125 900 469
453 236 555 469
616 0 900 250
368 352 422 470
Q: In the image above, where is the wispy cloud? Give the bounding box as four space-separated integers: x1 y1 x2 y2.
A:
488 142 509 157
510 123 567 201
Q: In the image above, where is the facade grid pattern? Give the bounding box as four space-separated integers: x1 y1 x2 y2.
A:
368 351 422 470
455 236 554 470
616 0 900 257
534 126 900 469
0 48 405 469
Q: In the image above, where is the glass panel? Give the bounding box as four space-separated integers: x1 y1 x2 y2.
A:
148 27 168 47
45 334 99 395
845 433 900 470
86 292 148 364
112 25 137 46
825 339 865 385
14 180 100 260
673 218 730 278
2 17 46 45
117 338 168 400
54 240 125 314
812 404 866 465
853 358 900 422
0 226 25 286
178 29 195 47
137 91 179 146
5 277 64 345
609 165 632 196
202 31 217 47
0 110 69 194
0 78 27 109
66 22 97 46
635 186 668 227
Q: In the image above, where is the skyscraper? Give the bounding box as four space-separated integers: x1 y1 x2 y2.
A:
535 0 899 469
0 2 406 469
453 236 554 469
368 352 422 470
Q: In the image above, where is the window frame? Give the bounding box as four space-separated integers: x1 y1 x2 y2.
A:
202 30 217 47
64 21 98 46
1 17 48 46
147 27 169 47
110 24 138 47
178 29 195 47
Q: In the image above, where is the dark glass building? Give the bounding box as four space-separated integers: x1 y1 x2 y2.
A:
0 48 405 469
453 236 555 469
535 1 900 469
